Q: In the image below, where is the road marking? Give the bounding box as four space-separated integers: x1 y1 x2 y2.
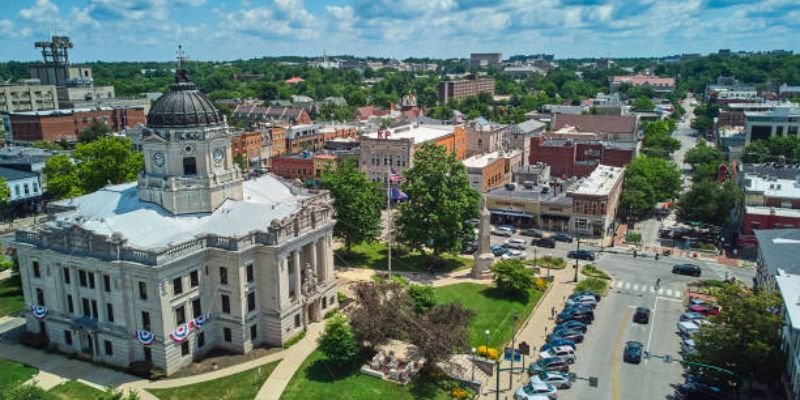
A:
615 281 623 288
624 282 631 290
612 308 631 400
633 283 640 291
665 289 673 297
657 288 664 295
675 290 682 298
645 296 660 364
656 296 683 302
649 286 656 293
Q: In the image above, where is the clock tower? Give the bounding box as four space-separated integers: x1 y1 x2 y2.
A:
137 67 244 215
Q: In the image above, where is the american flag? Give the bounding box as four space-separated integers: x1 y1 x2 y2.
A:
390 168 406 183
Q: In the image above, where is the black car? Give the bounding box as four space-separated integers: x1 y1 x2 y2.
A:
521 228 544 238
462 241 478 254
623 341 643 364
672 263 702 277
552 233 574 243
555 322 588 333
567 250 595 261
557 308 594 324
633 307 651 324
674 383 723 400
532 238 557 248
547 330 584 343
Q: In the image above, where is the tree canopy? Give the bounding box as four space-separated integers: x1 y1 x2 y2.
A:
395 143 480 256
321 160 382 256
318 313 359 365
641 119 681 158
78 119 112 143
741 135 800 164
620 155 682 218
491 260 535 297
677 180 740 226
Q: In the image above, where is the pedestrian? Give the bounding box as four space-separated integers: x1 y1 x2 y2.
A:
550 306 556 320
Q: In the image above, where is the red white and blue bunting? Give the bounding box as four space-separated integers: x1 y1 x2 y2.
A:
170 323 191 343
189 314 210 330
136 329 155 346
31 305 48 319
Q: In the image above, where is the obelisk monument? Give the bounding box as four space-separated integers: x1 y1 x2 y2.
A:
472 195 495 278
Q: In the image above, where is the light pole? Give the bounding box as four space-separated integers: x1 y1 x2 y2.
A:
484 329 490 350
471 347 476 381
547 252 552 279
533 246 537 271
510 311 519 388
573 235 581 283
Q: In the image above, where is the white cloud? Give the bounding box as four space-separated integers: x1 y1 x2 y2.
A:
221 1 318 40
18 0 61 27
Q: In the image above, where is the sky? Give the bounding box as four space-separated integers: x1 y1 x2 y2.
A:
0 0 799 62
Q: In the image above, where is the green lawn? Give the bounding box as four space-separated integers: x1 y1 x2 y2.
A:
0 274 25 317
148 361 280 400
281 350 451 400
334 242 472 273
48 380 106 400
0 358 38 392
434 283 544 349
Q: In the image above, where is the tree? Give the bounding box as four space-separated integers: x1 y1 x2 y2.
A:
78 118 112 143
233 154 247 172
42 154 83 200
619 175 657 218
395 143 480 256
318 313 359 365
632 96 655 111
688 284 783 388
691 115 713 135
641 120 681 158
349 281 413 347
491 259 535 297
685 141 725 169
407 284 437 314
0 177 9 204
624 156 682 202
408 302 473 369
73 137 143 193
320 160 382 256
677 180 740 226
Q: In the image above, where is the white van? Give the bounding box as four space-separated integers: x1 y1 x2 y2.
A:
678 321 699 337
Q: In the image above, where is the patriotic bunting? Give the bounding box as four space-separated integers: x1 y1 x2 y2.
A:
136 330 155 346
170 323 191 343
31 305 48 319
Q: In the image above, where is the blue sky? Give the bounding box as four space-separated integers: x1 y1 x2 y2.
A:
1 0 798 62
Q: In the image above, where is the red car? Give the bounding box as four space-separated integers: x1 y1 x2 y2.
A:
688 304 720 316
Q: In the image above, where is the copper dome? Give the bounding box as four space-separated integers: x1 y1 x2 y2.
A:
146 70 223 128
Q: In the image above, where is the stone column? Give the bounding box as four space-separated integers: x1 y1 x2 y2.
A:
292 250 301 300
327 236 335 283
312 240 322 284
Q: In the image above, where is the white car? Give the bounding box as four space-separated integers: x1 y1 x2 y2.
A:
678 321 700 337
505 238 528 249
530 371 572 389
539 346 576 364
501 249 527 260
514 381 557 400
492 226 513 237
565 296 597 308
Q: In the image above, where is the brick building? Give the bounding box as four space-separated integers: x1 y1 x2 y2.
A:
568 165 624 237
530 136 636 178
7 106 146 144
463 150 523 192
738 168 800 243
550 114 639 142
438 75 495 104
267 125 287 158
232 105 312 127
271 153 338 181
230 131 267 168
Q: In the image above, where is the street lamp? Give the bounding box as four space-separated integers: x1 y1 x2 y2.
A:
573 235 581 283
510 311 520 387
484 329 490 350
547 252 552 279
471 347 476 381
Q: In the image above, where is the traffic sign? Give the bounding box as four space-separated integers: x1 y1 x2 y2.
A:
568 372 577 383
664 355 673 364
589 377 599 387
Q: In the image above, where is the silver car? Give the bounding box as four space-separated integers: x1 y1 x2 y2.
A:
505 238 528 249
502 249 527 260
530 371 572 389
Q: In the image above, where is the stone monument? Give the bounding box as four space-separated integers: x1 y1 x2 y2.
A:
472 195 495 278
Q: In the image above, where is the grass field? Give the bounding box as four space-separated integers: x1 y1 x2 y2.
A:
0 274 25 317
48 380 106 400
433 282 544 349
0 358 38 392
334 242 472 273
148 361 279 400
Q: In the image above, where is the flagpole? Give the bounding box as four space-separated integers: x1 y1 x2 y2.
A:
387 163 392 279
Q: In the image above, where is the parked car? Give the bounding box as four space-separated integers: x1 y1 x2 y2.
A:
522 228 545 238
462 241 478 254
688 298 708 306
678 321 700 337
547 330 585 344
532 238 557 248
679 312 705 322
674 383 723 400
566 295 597 309
514 381 558 400
623 341 643 364
672 263 702 277
539 345 576 364
528 357 569 374
541 339 576 351
491 244 508 257
681 338 696 355
557 308 594 324
505 238 528 250
530 371 572 390
502 249 528 260
567 250 595 261
552 233 573 243
570 291 601 301
492 226 513 237
498 224 517 234
688 304 720 316
555 320 588 333
633 307 651 324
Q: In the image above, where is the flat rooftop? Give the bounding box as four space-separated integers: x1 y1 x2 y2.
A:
744 173 800 198
364 124 455 145
746 206 800 218
573 165 624 196
8 105 144 116
462 150 520 169
776 274 800 329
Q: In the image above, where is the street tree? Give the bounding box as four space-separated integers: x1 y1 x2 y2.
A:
321 160 382 256
641 120 681 158
688 284 783 387
624 155 682 202
73 137 144 194
619 175 657 218
632 96 655 111
318 313 359 365
42 154 83 200
78 118 112 143
685 141 725 169
491 260 535 297
677 180 740 226
395 142 480 257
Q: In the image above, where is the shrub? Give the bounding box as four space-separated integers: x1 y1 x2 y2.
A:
491 260 534 296
534 277 548 291
336 291 347 304
533 256 566 269
477 345 499 360
283 330 306 349
407 284 437 314
450 387 469 399
318 313 359 365
581 264 610 280
625 231 642 243
323 309 339 319
575 278 608 294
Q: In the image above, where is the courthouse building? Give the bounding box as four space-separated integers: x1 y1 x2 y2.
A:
14 69 338 375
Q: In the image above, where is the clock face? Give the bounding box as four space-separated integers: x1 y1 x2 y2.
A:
213 148 225 164
152 151 165 167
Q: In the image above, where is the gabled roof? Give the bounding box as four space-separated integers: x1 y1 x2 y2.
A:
551 114 637 135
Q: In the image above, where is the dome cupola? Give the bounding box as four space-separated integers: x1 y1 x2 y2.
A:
146 69 223 128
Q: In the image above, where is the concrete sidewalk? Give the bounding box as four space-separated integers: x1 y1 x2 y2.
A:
254 322 324 400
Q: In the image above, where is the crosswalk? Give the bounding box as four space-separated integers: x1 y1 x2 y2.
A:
612 280 684 299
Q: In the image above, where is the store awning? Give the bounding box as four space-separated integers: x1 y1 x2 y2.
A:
489 209 533 218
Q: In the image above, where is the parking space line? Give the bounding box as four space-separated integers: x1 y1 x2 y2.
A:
675 290 682 298
657 288 664 295
649 286 656 293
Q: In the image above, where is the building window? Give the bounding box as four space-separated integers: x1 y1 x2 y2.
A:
250 325 257 341
33 261 41 278
138 282 147 300
294 314 301 328
192 298 202 318
190 270 199 287
106 303 114 322
173 277 183 295
246 264 254 283
141 311 151 331
64 330 72 345
24 184 29 195
223 327 232 342
91 300 98 319
67 295 74 313
88 272 95 289
183 157 197 175
33 182 38 193
63 267 70 284
36 288 45 306
198 332 205 348
221 294 230 314
181 340 190 356
103 274 111 292
575 218 588 231
247 291 256 313
82 298 91 317
143 347 152 362
175 306 186 326
79 270 87 287
14 185 19 197
104 340 113 356
591 202 597 215
219 267 228 285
